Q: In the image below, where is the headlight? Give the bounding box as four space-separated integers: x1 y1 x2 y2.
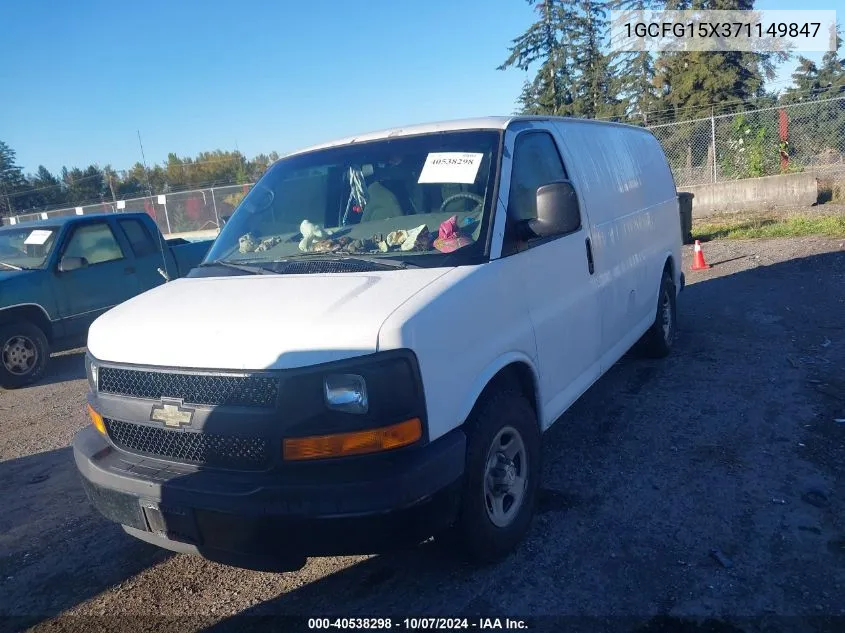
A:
324 373 368 414
85 354 99 393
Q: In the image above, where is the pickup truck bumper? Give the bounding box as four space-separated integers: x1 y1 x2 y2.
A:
73 425 465 571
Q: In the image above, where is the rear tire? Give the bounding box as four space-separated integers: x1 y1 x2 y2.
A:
446 387 541 564
641 270 676 359
0 322 49 389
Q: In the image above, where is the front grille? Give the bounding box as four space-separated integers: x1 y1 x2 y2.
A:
98 367 279 408
104 418 270 470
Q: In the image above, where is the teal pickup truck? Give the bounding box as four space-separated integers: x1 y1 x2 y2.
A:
0 212 213 388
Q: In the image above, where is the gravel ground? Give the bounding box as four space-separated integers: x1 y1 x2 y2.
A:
1 236 844 633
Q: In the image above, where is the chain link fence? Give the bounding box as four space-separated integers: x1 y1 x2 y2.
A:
0 183 254 236
649 95 845 187
3 95 844 231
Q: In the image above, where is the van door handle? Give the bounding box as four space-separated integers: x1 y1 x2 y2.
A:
585 238 595 275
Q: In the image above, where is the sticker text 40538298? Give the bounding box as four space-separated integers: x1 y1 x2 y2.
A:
417 152 483 185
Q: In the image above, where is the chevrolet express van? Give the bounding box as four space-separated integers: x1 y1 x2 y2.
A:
74 116 683 570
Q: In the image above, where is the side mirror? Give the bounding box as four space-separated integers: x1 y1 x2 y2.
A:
58 256 88 272
523 181 581 239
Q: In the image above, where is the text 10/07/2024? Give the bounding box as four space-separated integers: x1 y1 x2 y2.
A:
307 618 529 630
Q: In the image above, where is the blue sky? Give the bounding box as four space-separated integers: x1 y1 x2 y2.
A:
0 0 836 175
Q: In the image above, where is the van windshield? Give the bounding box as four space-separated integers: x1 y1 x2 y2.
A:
204 130 502 270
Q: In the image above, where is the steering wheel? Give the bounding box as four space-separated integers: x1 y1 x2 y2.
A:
440 192 484 214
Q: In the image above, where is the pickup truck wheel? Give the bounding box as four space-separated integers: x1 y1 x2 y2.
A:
448 388 540 563
641 270 676 358
0 322 49 389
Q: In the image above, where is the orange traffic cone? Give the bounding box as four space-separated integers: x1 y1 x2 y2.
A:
691 239 710 270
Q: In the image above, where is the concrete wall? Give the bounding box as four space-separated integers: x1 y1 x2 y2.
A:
681 172 818 218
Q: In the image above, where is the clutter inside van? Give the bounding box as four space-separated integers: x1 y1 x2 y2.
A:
236 213 475 258
298 219 332 252
214 132 495 266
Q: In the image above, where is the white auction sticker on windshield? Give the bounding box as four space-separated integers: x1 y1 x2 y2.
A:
418 152 483 184
24 229 53 245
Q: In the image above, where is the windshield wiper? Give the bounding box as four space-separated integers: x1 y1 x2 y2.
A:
0 261 27 271
198 260 278 275
340 255 416 269
273 255 417 269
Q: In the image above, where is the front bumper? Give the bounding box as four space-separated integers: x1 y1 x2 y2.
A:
73 425 465 570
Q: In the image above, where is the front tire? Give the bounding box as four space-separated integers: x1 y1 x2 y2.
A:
641 270 677 358
0 322 49 389
448 387 541 563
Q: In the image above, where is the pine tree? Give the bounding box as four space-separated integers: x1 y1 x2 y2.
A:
516 79 538 114
501 0 621 118
27 166 65 209
609 0 663 122
0 141 28 217
62 165 106 205
655 50 767 117
517 62 574 114
570 0 620 118
778 23 845 166
780 23 842 105
784 57 821 102
499 0 577 115
816 24 845 97
653 0 779 121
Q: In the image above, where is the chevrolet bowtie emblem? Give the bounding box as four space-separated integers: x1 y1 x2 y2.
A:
150 400 194 428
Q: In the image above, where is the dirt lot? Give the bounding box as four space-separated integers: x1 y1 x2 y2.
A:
1 237 844 633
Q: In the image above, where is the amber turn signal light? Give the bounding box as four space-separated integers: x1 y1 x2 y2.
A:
283 418 422 461
87 404 106 435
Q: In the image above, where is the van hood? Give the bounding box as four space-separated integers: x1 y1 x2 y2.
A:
87 268 452 370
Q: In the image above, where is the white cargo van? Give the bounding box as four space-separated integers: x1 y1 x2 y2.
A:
74 116 683 570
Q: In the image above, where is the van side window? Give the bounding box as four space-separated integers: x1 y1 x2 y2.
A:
503 131 572 255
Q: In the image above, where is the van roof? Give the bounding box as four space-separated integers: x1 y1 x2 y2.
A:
282 115 648 159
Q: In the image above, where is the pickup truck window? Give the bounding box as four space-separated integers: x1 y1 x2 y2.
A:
0 227 58 270
119 219 158 257
63 223 125 265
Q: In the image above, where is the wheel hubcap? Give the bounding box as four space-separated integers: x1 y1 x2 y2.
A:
2 335 37 376
661 291 673 343
483 426 528 528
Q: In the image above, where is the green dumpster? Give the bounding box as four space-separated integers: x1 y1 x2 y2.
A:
678 192 694 245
